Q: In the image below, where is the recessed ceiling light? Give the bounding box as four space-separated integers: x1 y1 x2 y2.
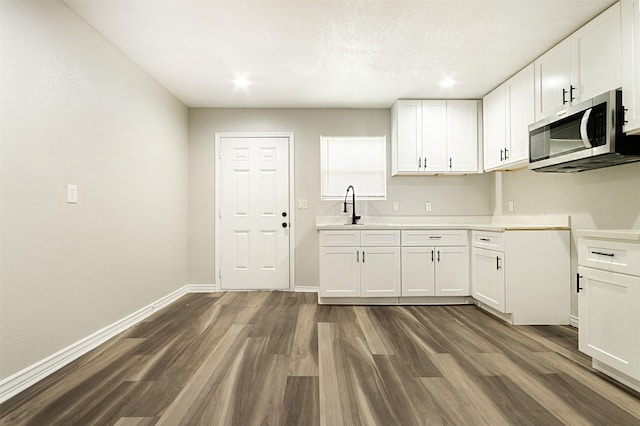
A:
440 78 456 88
233 76 250 89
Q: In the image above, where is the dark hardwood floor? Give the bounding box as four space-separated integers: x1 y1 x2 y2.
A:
1 291 639 425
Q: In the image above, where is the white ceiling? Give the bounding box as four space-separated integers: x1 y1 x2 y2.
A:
64 0 617 108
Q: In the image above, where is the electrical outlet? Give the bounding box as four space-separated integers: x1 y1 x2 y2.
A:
425 202 432 212
392 201 400 212
67 184 78 203
508 200 514 212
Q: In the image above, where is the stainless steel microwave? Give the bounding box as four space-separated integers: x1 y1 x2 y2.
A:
528 90 640 172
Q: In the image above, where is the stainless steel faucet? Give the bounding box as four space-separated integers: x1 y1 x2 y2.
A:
343 185 361 225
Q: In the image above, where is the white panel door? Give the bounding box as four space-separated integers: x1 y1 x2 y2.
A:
319 247 360 297
220 137 289 290
507 63 534 165
435 246 470 296
360 247 401 297
421 100 448 172
483 86 507 170
446 100 478 172
471 248 506 312
571 2 621 103
535 39 572 120
578 266 640 379
395 100 422 172
401 246 435 297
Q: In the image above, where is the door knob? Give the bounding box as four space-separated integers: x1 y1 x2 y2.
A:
282 222 288 228
282 212 287 217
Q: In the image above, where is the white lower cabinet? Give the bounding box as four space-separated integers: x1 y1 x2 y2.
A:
471 247 505 312
319 230 401 298
401 230 470 297
577 232 640 392
471 229 570 325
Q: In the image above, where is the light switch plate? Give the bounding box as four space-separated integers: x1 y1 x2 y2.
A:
425 202 432 212
392 201 400 212
508 200 514 212
67 184 78 203
297 199 308 209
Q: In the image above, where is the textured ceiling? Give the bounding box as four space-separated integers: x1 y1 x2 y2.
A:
64 0 617 108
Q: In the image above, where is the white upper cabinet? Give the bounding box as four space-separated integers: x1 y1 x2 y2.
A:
446 100 479 172
393 100 422 172
392 99 480 175
534 2 622 121
421 100 448 172
622 0 640 135
483 64 534 171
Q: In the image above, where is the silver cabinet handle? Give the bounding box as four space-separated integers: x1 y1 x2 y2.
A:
437 251 440 262
429 236 442 239
431 250 434 262
356 250 359 263
418 157 422 169
496 256 502 270
363 251 366 263
424 157 427 169
480 238 490 242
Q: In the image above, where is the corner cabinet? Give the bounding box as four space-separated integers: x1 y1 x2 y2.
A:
534 2 622 121
471 229 570 325
319 230 401 298
391 99 481 175
577 232 640 392
483 64 534 171
622 0 640 135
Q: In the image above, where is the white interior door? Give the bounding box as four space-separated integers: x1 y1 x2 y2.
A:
219 136 290 290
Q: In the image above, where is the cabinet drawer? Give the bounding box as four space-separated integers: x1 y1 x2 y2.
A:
401 230 468 246
319 230 361 247
361 230 400 247
578 238 640 276
472 231 505 251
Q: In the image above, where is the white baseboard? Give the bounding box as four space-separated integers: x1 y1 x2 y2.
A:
0 284 216 404
569 315 579 328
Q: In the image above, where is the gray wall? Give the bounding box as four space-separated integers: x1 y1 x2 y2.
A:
0 1 189 379
497 163 640 316
188 108 494 287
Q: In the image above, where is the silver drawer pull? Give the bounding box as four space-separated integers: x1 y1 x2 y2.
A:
480 238 490 242
429 236 442 239
591 251 614 257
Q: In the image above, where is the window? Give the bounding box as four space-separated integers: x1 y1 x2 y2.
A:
320 136 387 200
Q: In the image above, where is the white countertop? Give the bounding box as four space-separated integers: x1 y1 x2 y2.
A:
575 229 640 241
316 215 571 232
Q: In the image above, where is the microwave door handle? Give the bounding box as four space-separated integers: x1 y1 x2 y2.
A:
580 108 593 148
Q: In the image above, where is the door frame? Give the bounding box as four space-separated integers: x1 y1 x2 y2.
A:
214 132 296 291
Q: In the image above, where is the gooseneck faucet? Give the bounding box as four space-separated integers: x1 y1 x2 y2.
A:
343 185 361 225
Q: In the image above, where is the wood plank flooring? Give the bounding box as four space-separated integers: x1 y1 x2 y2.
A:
1 291 639 425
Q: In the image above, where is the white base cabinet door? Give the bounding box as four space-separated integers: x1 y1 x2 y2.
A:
472 247 505 312
578 266 640 380
319 247 360 298
436 246 470 296
401 247 436 297
360 247 401 297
